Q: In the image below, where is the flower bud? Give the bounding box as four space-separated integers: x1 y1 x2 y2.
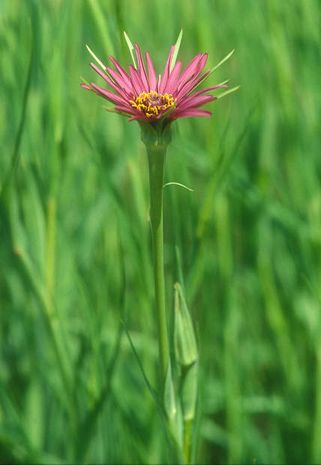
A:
174 283 198 367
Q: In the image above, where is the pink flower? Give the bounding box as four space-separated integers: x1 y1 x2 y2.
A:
82 35 230 123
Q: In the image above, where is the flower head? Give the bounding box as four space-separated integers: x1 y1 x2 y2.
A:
82 32 232 124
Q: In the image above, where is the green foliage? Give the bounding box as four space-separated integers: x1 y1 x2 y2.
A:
0 0 320 463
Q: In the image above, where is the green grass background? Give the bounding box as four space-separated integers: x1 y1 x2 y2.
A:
0 0 320 463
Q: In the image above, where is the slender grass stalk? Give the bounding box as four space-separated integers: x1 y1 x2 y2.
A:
312 347 321 463
146 143 169 384
45 197 56 296
183 418 192 464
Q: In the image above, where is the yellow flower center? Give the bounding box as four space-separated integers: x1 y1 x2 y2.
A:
130 91 176 118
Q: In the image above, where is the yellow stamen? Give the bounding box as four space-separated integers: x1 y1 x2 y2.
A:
130 91 176 118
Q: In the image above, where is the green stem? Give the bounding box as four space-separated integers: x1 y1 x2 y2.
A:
146 144 170 384
183 419 192 464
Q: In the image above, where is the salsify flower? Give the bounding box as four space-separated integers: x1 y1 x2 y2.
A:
81 32 232 123
81 33 236 463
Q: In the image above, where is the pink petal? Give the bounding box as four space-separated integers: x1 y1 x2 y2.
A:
90 83 127 106
81 83 91 90
145 52 157 91
128 115 147 121
175 54 209 100
134 44 149 90
164 61 182 94
129 65 145 94
176 95 215 112
197 83 228 93
159 45 175 93
90 63 129 98
105 66 131 92
114 105 137 115
190 83 228 97
108 56 133 91
176 84 225 107
177 54 206 89
175 70 211 102
170 108 212 120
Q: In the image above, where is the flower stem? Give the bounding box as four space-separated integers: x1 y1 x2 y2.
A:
146 144 170 384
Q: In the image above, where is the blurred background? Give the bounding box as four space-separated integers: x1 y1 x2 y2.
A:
0 0 320 463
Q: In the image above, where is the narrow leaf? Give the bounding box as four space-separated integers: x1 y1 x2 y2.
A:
123 31 137 68
86 44 106 70
210 49 235 73
191 50 234 91
170 29 183 72
123 324 160 405
217 85 240 99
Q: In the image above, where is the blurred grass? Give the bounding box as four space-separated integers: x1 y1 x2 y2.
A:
0 0 320 463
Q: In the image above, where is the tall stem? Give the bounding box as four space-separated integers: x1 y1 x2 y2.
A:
147 144 170 383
